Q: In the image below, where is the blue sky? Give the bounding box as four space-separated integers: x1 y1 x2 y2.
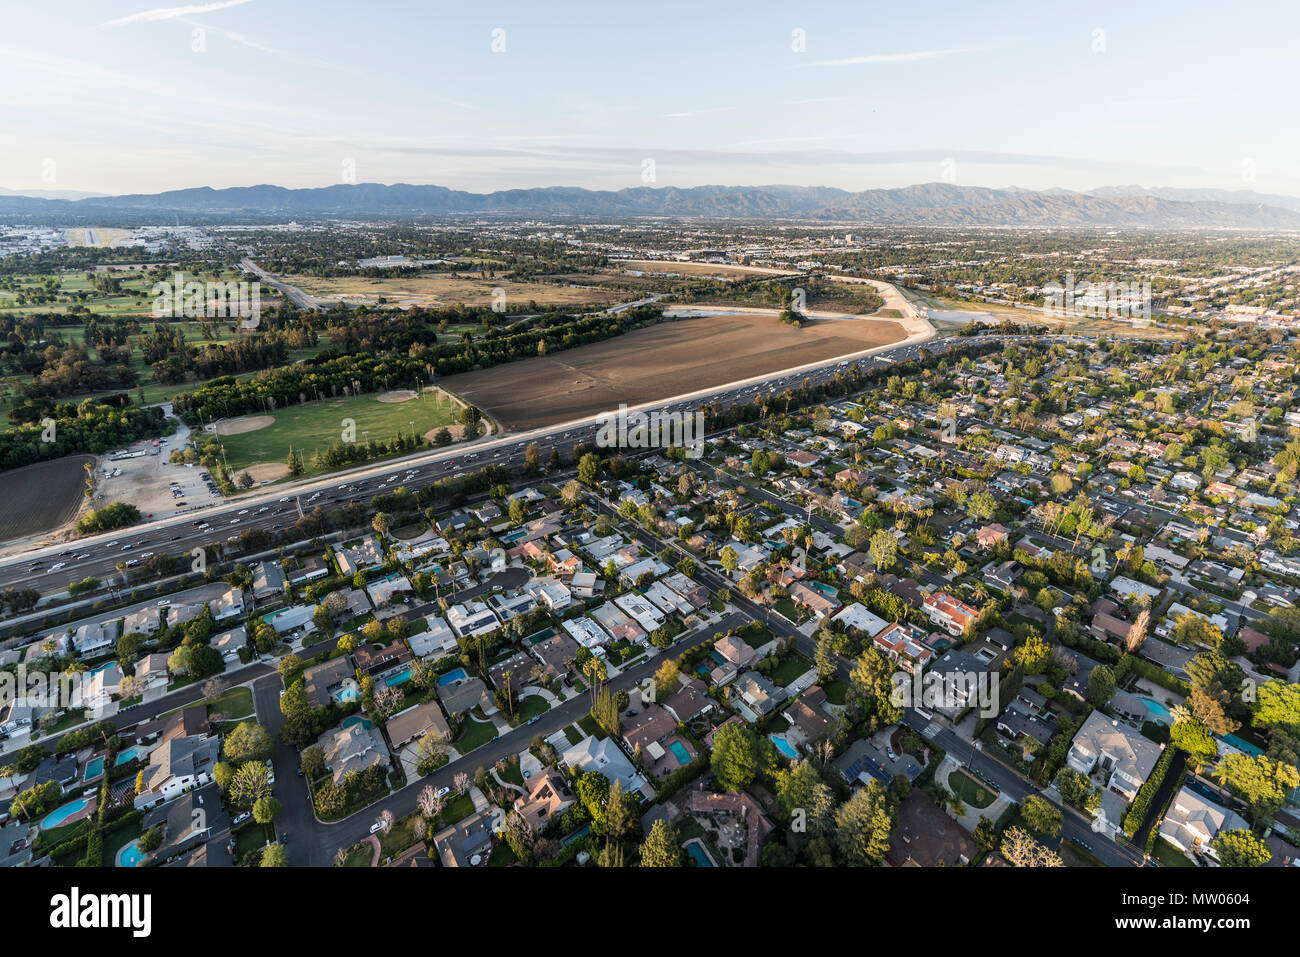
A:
2 0 1297 197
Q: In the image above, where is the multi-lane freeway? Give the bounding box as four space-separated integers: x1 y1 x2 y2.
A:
0 326 1004 601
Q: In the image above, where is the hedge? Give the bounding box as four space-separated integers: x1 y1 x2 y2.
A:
1122 745 1176 837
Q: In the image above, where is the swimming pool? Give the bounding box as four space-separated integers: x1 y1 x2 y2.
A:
342 715 374 730
117 840 146 868
1139 697 1172 724
438 668 468 686
770 734 799 759
115 746 144 766
332 681 360 703
385 667 412 687
685 841 714 867
1220 733 1263 756
41 797 91 830
669 741 692 765
83 757 105 781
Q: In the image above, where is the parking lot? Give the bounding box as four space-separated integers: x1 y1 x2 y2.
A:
92 416 225 519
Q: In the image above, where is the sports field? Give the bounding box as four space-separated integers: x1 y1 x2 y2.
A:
212 391 462 476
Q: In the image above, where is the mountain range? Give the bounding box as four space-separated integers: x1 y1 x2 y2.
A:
2 181 1299 228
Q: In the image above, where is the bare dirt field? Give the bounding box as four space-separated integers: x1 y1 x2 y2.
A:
244 463 291 483
0 455 94 540
440 312 906 432
283 274 618 310
215 415 276 436
377 390 417 403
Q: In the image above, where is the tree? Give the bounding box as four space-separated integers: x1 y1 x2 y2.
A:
719 545 739 575
1086 664 1116 707
1255 679 1300 737
653 658 681 698
229 760 273 809
1211 829 1271 867
710 721 757 791
639 819 681 867
286 445 304 478
868 529 897 573
223 721 273 765
774 760 836 837
1012 633 1051 675
578 452 601 486
814 630 836 683
372 511 391 537
1000 826 1063 867
848 646 902 724
261 843 289 867
834 779 893 865
1214 753 1300 825
1020 795 1062 837
253 795 281 825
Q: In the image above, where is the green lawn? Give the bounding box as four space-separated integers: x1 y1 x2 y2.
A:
207 686 254 721
453 716 497 754
377 811 423 860
1152 837 1195 867
337 842 375 867
770 655 813 687
514 695 550 723
947 770 996 809
213 392 461 474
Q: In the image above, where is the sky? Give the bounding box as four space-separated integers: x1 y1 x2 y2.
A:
1 0 1298 198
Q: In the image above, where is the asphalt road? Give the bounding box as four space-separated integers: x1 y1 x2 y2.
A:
1 330 1009 597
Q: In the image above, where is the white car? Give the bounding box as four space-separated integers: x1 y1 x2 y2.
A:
435 786 450 798
369 822 385 834
49 562 65 572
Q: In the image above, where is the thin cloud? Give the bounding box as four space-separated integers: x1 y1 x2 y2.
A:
805 48 971 67
102 0 253 29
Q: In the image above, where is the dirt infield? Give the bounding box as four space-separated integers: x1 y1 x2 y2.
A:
440 312 906 432
215 415 276 436
377 390 418 403
240 463 291 483
0 455 94 540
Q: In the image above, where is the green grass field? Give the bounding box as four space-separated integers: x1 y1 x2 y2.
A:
213 392 460 475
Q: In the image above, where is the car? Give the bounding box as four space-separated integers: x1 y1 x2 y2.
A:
527 716 541 725
885 745 897 761
49 562 65 572
159 599 171 606
279 689 286 698
435 787 450 798
232 811 251 825
238 509 249 515
369 822 385 834
295 767 304 777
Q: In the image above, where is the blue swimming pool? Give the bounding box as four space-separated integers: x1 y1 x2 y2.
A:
83 757 104 781
342 715 374 730
669 741 691 764
770 734 799 759
685 841 714 867
41 797 91 830
385 667 412 687
115 746 143 766
332 684 359 703
1139 697 1172 725
438 668 468 686
118 840 146 868
1220 733 1263 756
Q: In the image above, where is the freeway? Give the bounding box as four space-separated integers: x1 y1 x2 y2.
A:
0 325 993 599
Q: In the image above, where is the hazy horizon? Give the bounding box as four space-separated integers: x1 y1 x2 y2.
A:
2 0 1297 197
